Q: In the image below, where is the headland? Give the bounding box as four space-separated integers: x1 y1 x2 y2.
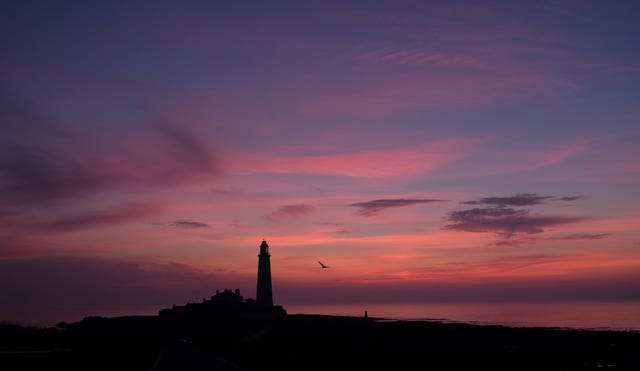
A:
2 308 640 370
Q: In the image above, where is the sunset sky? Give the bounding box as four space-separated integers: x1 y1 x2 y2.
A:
2 1 640 325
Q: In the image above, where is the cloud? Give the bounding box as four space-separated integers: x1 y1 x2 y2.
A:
0 145 112 204
211 187 243 195
491 233 609 246
0 124 217 206
463 193 552 207
157 124 217 174
443 207 586 237
268 204 316 220
168 220 210 229
448 193 591 241
0 234 52 258
554 196 584 202
350 198 444 217
355 47 478 67
37 202 166 232
229 139 477 178
547 233 608 241
442 138 591 178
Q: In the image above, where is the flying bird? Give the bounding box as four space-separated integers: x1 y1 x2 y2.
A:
318 261 330 268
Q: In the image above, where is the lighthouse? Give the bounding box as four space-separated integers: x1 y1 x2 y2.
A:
256 240 273 307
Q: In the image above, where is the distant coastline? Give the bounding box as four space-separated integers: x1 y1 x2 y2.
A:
5 299 639 332
285 300 640 332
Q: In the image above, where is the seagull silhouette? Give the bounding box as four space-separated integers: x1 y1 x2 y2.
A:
318 261 330 268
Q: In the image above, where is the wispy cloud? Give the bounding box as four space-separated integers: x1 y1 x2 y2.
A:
230 139 477 178
157 125 217 174
463 193 551 207
491 233 609 246
168 220 210 229
350 198 445 217
547 233 608 241
355 47 478 67
554 196 584 202
0 144 113 204
443 138 592 178
211 187 243 196
268 204 316 220
37 203 166 232
0 124 217 205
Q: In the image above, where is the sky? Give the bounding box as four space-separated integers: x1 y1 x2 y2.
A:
1 0 640 326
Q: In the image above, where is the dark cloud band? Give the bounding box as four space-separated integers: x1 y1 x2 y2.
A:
463 193 551 207
444 207 586 237
168 220 209 229
350 198 444 217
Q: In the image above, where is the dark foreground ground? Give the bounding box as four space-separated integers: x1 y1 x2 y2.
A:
2 314 639 370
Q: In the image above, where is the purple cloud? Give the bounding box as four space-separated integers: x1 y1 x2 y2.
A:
350 198 445 217
0 144 112 204
211 187 243 195
168 220 210 229
268 204 317 220
491 233 609 246
547 233 608 241
554 196 584 202
37 202 166 232
0 124 217 206
157 125 217 175
444 207 586 237
463 193 552 207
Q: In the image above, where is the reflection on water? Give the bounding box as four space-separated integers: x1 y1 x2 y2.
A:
284 301 640 331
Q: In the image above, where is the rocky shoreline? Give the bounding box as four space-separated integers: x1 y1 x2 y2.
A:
2 313 639 370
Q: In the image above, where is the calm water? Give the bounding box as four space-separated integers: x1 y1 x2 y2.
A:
285 301 640 331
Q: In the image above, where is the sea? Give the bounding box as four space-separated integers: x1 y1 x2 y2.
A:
285 301 640 332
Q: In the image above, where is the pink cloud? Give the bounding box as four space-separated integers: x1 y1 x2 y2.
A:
228 138 477 178
37 202 168 233
267 204 317 222
0 234 58 258
95 124 218 187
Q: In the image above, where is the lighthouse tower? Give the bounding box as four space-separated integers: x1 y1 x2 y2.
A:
256 240 273 307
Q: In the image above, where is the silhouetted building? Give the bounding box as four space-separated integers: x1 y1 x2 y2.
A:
256 239 273 307
158 288 286 320
158 240 286 321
